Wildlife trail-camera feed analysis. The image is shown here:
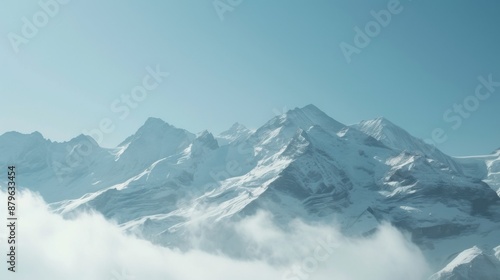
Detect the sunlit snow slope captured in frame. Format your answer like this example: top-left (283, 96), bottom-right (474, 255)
top-left (0, 104), bottom-right (499, 278)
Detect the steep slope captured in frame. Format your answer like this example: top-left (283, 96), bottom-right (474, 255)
top-left (3, 105), bottom-right (499, 278)
top-left (0, 118), bottom-right (197, 202)
top-left (48, 106), bottom-right (500, 273)
top-left (429, 246), bottom-right (500, 280)
top-left (353, 118), bottom-right (464, 176)
top-left (455, 150), bottom-right (500, 196)
top-left (0, 132), bottom-right (115, 202)
top-left (114, 117), bottom-right (195, 172)
top-left (216, 122), bottom-right (253, 146)
top-left (53, 128), bottom-right (221, 223)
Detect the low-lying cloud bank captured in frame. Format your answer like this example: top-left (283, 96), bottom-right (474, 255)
top-left (0, 190), bottom-right (431, 280)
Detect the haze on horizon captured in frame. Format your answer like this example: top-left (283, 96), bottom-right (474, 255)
top-left (1, 0), bottom-right (499, 156)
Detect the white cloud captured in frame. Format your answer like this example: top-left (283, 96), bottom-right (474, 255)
top-left (0, 190), bottom-right (431, 280)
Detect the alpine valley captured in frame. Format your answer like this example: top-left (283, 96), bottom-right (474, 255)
top-left (1, 105), bottom-right (499, 279)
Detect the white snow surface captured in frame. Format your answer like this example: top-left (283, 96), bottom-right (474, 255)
top-left (430, 246), bottom-right (500, 280)
top-left (1, 104), bottom-right (499, 278)
top-left (455, 150), bottom-right (500, 195)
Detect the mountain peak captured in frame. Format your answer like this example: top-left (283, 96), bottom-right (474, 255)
top-left (354, 117), bottom-right (465, 174)
top-left (217, 122), bottom-right (253, 145)
top-left (282, 104), bottom-right (345, 133)
top-left (355, 117), bottom-right (407, 142)
top-left (0, 131), bottom-right (47, 147)
top-left (224, 122), bottom-right (248, 133)
top-left (194, 130), bottom-right (218, 150)
top-left (69, 134), bottom-right (99, 146)
top-left (430, 246), bottom-right (500, 280)
top-left (0, 130), bottom-right (44, 139)
top-left (287, 104), bottom-right (325, 117)
top-left (118, 117), bottom-right (194, 149)
top-left (300, 104), bottom-right (323, 113)
top-left (142, 117), bottom-right (170, 129)
top-left (234, 122), bottom-right (248, 130)
top-left (360, 117), bottom-right (399, 131)
top-left (30, 131), bottom-right (44, 139)
top-left (129, 117), bottom-right (180, 139)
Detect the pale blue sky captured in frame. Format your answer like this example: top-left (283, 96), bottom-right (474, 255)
top-left (1, 0), bottom-right (499, 156)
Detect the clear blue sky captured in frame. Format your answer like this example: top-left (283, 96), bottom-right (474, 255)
top-left (1, 0), bottom-right (499, 156)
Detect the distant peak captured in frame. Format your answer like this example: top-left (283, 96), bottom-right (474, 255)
top-left (143, 117), bottom-right (169, 127)
top-left (197, 130), bottom-right (212, 138)
top-left (287, 104), bottom-right (324, 116)
top-left (219, 122), bottom-right (251, 137)
top-left (117, 117), bottom-right (194, 147)
top-left (30, 131), bottom-right (44, 138)
top-left (221, 122), bottom-right (249, 134)
top-left (353, 117), bottom-right (413, 146)
top-left (70, 134), bottom-right (99, 146)
top-left (356, 117), bottom-right (404, 135)
top-left (366, 117), bottom-right (396, 127)
top-left (373, 116), bottom-right (387, 122)
top-left (301, 104), bottom-right (323, 113)
top-left (217, 122), bottom-right (253, 146)
top-left (135, 117), bottom-right (177, 135)
top-left (229, 122), bottom-right (247, 130)
top-left (194, 130), bottom-right (218, 150)
top-left (271, 104), bottom-right (345, 133)
top-left (0, 130), bottom-right (45, 142)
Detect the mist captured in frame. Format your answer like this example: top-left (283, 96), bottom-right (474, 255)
top-left (0, 190), bottom-right (431, 280)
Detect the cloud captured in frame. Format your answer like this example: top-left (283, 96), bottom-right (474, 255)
top-left (0, 190), bottom-right (431, 280)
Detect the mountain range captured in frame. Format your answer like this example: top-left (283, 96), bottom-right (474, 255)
top-left (1, 104), bottom-right (499, 279)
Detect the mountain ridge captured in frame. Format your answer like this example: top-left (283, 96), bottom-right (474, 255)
top-left (1, 105), bottom-right (499, 279)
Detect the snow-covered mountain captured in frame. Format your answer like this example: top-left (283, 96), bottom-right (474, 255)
top-left (430, 246), bottom-right (500, 280)
top-left (1, 104), bottom-right (499, 278)
top-left (215, 122), bottom-right (254, 146)
top-left (0, 131), bottom-right (115, 201)
top-left (353, 117), bottom-right (465, 176)
top-left (455, 150), bottom-right (500, 197)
